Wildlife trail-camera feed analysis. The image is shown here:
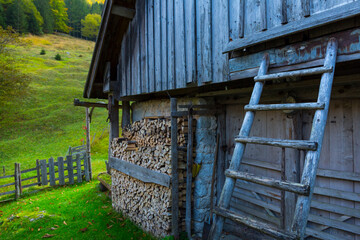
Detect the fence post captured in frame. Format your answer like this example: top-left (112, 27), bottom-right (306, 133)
top-left (67, 155), bottom-right (74, 184)
top-left (85, 107), bottom-right (92, 180)
top-left (14, 163), bottom-right (21, 200)
top-left (40, 160), bottom-right (48, 186)
top-left (76, 154), bottom-right (82, 183)
top-left (58, 157), bottom-right (65, 185)
top-left (36, 159), bottom-right (41, 186)
top-left (48, 158), bottom-right (56, 186)
top-left (84, 153), bottom-right (90, 182)
top-left (2, 166), bottom-right (5, 176)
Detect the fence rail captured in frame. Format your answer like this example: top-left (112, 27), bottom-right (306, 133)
top-left (0, 152), bottom-right (90, 201)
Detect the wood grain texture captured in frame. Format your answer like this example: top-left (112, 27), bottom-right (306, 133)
top-left (58, 157), bottom-right (65, 185)
top-left (40, 160), bottom-right (48, 186)
top-left (48, 157), bottom-right (55, 186)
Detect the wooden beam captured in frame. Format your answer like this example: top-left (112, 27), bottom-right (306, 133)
top-left (109, 157), bottom-right (171, 187)
top-left (224, 1), bottom-right (360, 53)
top-left (111, 5), bottom-right (135, 19)
top-left (74, 99), bottom-right (122, 109)
top-left (121, 101), bottom-right (131, 129)
top-left (171, 98), bottom-right (179, 239)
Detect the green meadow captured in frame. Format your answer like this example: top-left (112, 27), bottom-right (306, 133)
top-left (0, 34), bottom-right (158, 239)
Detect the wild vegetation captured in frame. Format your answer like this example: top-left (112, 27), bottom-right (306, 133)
top-left (0, 0), bottom-right (104, 40)
top-left (0, 33), bottom-right (163, 239)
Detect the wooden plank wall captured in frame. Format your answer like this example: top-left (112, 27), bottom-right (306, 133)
top-left (117, 0), bottom-right (230, 98)
top-left (115, 0), bottom-right (359, 98)
top-left (225, 99), bottom-right (360, 239)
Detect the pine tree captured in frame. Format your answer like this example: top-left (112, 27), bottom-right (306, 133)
top-left (34, 0), bottom-right (54, 33)
top-left (0, 5), bottom-right (5, 28)
top-left (90, 2), bottom-right (103, 15)
top-left (65, 0), bottom-right (90, 38)
top-left (5, 0), bottom-right (28, 33)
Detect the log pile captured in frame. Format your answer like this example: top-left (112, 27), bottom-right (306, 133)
top-left (111, 117), bottom-right (195, 237)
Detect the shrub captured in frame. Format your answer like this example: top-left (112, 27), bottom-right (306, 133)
top-left (55, 54), bottom-right (61, 61)
top-left (40, 49), bottom-right (46, 55)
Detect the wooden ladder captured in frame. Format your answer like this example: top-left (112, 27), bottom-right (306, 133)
top-left (209, 38), bottom-right (338, 240)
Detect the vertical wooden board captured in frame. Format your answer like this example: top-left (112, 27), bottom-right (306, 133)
top-left (244, 0), bottom-right (261, 36)
top-left (136, 0), bottom-right (142, 95)
top-left (154, 0), bottom-right (162, 91)
top-left (141, 0), bottom-right (148, 93)
top-left (84, 153), bottom-right (90, 182)
top-left (130, 20), bottom-right (137, 96)
top-left (212, 0), bottom-right (229, 83)
top-left (40, 159), bottom-right (48, 186)
top-left (76, 154), bottom-right (82, 183)
top-left (161, 0), bottom-right (168, 90)
top-left (174, 0), bottom-right (186, 88)
top-left (48, 157), bottom-right (56, 186)
top-left (198, 0), bottom-right (212, 84)
top-left (266, 0), bottom-right (282, 29)
top-left (184, 0), bottom-right (196, 84)
top-left (329, 100), bottom-right (354, 238)
top-left (147, 0), bottom-right (155, 92)
top-left (167, 0), bottom-right (175, 89)
top-left (120, 34), bottom-right (127, 97)
top-left (353, 99), bottom-right (360, 240)
top-left (67, 155), bottom-right (74, 185)
top-left (228, 0), bottom-right (240, 40)
top-left (58, 157), bottom-right (65, 186)
top-left (125, 31), bottom-right (131, 96)
top-left (286, 0), bottom-right (303, 23)
top-left (195, 0), bottom-right (202, 87)
top-left (260, 0), bottom-right (267, 31)
top-left (36, 159), bottom-right (41, 186)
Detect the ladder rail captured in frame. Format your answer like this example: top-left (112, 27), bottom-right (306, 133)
top-left (208, 54), bottom-right (270, 239)
top-left (291, 38), bottom-right (338, 239)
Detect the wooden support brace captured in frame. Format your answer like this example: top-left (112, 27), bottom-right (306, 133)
top-left (171, 98), bottom-right (179, 239)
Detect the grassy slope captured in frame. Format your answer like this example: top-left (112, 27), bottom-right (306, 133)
top-left (0, 34), bottom-right (158, 239)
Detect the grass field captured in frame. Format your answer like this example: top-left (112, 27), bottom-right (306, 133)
top-left (0, 34), bottom-right (160, 239)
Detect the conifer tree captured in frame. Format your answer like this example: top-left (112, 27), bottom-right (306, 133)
top-left (34, 0), bottom-right (54, 33)
top-left (5, 0), bottom-right (27, 33)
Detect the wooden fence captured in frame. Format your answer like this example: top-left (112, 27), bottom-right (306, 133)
top-left (0, 153), bottom-right (90, 201)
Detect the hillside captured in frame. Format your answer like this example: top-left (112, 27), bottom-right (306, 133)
top-left (0, 34), bottom-right (109, 172)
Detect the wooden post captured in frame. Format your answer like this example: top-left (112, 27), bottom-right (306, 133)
top-left (67, 155), bottom-right (74, 185)
top-left (84, 153), bottom-right (90, 182)
top-left (85, 107), bottom-right (92, 180)
top-left (76, 154), bottom-right (82, 183)
top-left (40, 160), bottom-right (48, 186)
top-left (108, 94), bottom-right (119, 165)
top-left (58, 157), bottom-right (65, 186)
top-left (2, 166), bottom-right (5, 176)
top-left (216, 111), bottom-right (226, 205)
top-left (171, 98), bottom-right (179, 239)
top-left (14, 163), bottom-right (21, 200)
top-left (36, 159), bottom-right (41, 186)
top-left (185, 108), bottom-right (194, 239)
top-left (121, 101), bottom-right (131, 130)
top-left (48, 157), bottom-right (56, 186)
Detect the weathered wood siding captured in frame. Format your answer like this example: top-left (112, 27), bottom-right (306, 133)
top-left (116, 0), bottom-right (360, 98)
top-left (117, 0), bottom-right (229, 98)
top-left (225, 99), bottom-right (360, 239)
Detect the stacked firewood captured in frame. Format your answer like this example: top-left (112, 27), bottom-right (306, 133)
top-left (111, 117), bottom-right (195, 237)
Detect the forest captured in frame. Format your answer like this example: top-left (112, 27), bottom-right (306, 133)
top-left (0, 0), bottom-right (104, 40)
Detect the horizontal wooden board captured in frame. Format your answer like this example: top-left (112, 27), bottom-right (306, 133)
top-left (109, 157), bottom-right (171, 187)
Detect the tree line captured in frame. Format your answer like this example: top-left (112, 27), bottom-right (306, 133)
top-left (0, 0), bottom-right (104, 40)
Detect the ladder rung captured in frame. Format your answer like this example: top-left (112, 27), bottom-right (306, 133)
top-left (214, 206), bottom-right (297, 240)
top-left (245, 102), bottom-right (325, 111)
top-left (225, 170), bottom-right (310, 195)
top-left (254, 66), bottom-right (333, 82)
top-left (235, 136), bottom-right (317, 150)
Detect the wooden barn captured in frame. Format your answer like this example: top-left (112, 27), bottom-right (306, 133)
top-left (83, 0), bottom-right (360, 239)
